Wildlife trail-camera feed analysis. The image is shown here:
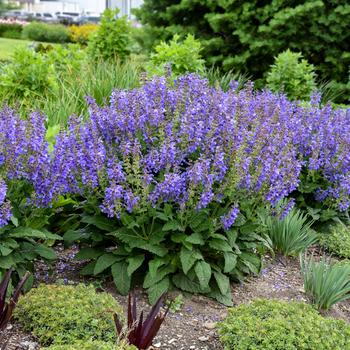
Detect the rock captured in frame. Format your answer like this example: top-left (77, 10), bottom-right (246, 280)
top-left (198, 336), bottom-right (209, 342)
top-left (168, 338), bottom-right (176, 344)
top-left (190, 346), bottom-right (196, 349)
top-left (20, 341), bottom-right (39, 350)
top-left (154, 342), bottom-right (162, 348)
top-left (204, 321), bottom-right (216, 330)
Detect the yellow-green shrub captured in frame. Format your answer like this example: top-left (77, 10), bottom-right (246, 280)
top-left (14, 284), bottom-right (122, 346)
top-left (69, 24), bottom-right (99, 45)
top-left (218, 299), bottom-right (350, 349)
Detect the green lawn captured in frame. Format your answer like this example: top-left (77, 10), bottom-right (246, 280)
top-left (0, 38), bottom-right (33, 60)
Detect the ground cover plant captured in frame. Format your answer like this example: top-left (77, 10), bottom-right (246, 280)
top-left (218, 299), bottom-right (350, 349)
top-left (320, 223), bottom-right (350, 258)
top-left (14, 284), bottom-right (122, 346)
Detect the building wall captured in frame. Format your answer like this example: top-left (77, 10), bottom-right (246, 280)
top-left (14, 0), bottom-right (80, 12)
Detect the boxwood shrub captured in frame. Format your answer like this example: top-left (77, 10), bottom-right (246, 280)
top-left (14, 284), bottom-right (122, 346)
top-left (320, 223), bottom-right (350, 258)
top-left (22, 22), bottom-right (70, 43)
top-left (218, 299), bottom-right (350, 349)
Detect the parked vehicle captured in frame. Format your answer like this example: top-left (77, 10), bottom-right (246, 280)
top-left (28, 12), bottom-right (58, 23)
top-left (2, 10), bottom-right (30, 20)
top-left (74, 15), bottom-right (101, 25)
top-left (55, 11), bottom-right (80, 25)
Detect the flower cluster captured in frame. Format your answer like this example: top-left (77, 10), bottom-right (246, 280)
top-left (0, 75), bottom-right (350, 228)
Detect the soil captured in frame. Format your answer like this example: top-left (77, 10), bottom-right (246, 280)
top-left (2, 245), bottom-right (350, 350)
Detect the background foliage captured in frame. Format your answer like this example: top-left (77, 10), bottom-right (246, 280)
top-left (135, 0), bottom-right (350, 101)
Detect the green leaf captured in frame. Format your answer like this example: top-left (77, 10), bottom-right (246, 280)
top-left (172, 273), bottom-right (203, 293)
top-left (80, 261), bottom-right (96, 275)
top-left (144, 264), bottom-right (176, 289)
top-left (81, 215), bottom-right (116, 232)
top-left (213, 271), bottom-right (230, 295)
top-left (0, 255), bottom-right (15, 269)
top-left (0, 244), bottom-right (13, 256)
top-left (75, 247), bottom-right (104, 260)
top-left (162, 220), bottom-right (182, 231)
top-left (9, 227), bottom-right (48, 239)
top-left (147, 276), bottom-right (170, 305)
top-left (185, 232), bottom-right (205, 245)
top-left (63, 229), bottom-right (88, 243)
top-left (208, 287), bottom-right (233, 306)
top-left (180, 247), bottom-right (202, 274)
top-left (111, 261), bottom-right (131, 295)
top-left (94, 253), bottom-right (120, 275)
top-left (209, 238), bottom-right (232, 252)
top-left (127, 254), bottom-right (144, 276)
top-left (10, 216), bottom-right (19, 227)
top-left (223, 252), bottom-right (237, 273)
top-left (34, 245), bottom-right (57, 260)
top-left (149, 257), bottom-right (167, 278)
top-left (194, 260), bottom-right (211, 290)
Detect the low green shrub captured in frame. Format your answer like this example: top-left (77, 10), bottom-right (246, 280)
top-left (22, 22), bottom-right (70, 43)
top-left (147, 34), bottom-right (205, 78)
top-left (14, 284), bottom-right (122, 346)
top-left (0, 23), bottom-right (22, 39)
top-left (218, 299), bottom-right (350, 349)
top-left (0, 47), bottom-right (57, 105)
top-left (267, 49), bottom-right (317, 101)
top-left (88, 9), bottom-right (131, 60)
top-left (320, 223), bottom-right (350, 258)
top-left (300, 255), bottom-right (350, 310)
top-left (265, 207), bottom-right (317, 256)
top-left (44, 341), bottom-right (135, 350)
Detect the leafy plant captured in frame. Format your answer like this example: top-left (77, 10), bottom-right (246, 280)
top-left (74, 198), bottom-right (269, 306)
top-left (265, 207), bottom-right (317, 256)
top-left (147, 34), bottom-right (205, 78)
top-left (301, 255), bottom-right (350, 310)
top-left (0, 268), bottom-right (30, 331)
top-left (88, 9), bottom-right (132, 61)
top-left (14, 284), bottom-right (123, 345)
top-left (0, 47), bottom-right (58, 106)
top-left (218, 299), bottom-right (350, 349)
top-left (114, 293), bottom-right (170, 350)
top-left (319, 223), bottom-right (350, 258)
top-left (22, 21), bottom-right (70, 43)
top-left (267, 49), bottom-right (317, 100)
top-left (0, 23), bottom-right (22, 39)
top-left (69, 24), bottom-right (99, 45)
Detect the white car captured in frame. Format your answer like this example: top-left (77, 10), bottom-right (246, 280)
top-left (30, 12), bottom-right (58, 23)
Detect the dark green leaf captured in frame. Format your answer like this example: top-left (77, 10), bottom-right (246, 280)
top-left (111, 261), bottom-right (131, 295)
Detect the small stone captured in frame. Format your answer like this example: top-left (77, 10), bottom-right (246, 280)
top-left (168, 338), bottom-right (176, 344)
top-left (204, 321), bottom-right (216, 330)
top-left (154, 342), bottom-right (162, 348)
top-left (190, 346), bottom-right (196, 349)
top-left (198, 336), bottom-right (209, 342)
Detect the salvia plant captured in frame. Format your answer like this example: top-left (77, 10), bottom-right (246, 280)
top-left (114, 293), bottom-right (170, 349)
top-left (300, 255), bottom-right (350, 310)
top-left (0, 268), bottom-right (30, 331)
top-left (1, 75), bottom-right (350, 303)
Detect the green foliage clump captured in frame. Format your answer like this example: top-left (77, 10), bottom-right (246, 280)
top-left (0, 23), bottom-right (22, 39)
top-left (300, 255), bottom-right (350, 310)
top-left (72, 198), bottom-right (269, 307)
top-left (147, 34), bottom-right (205, 78)
top-left (218, 299), bottom-right (350, 349)
top-left (135, 0), bottom-right (350, 102)
top-left (44, 340), bottom-right (135, 350)
top-left (267, 50), bottom-right (317, 100)
top-left (88, 9), bottom-right (131, 61)
top-left (0, 47), bottom-right (57, 106)
top-left (320, 223), bottom-right (350, 258)
top-left (265, 207), bottom-right (317, 256)
top-left (14, 284), bottom-right (122, 346)
top-left (22, 22), bottom-right (70, 43)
